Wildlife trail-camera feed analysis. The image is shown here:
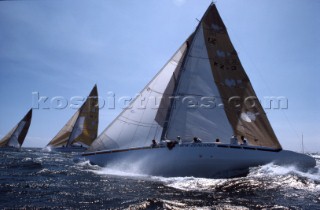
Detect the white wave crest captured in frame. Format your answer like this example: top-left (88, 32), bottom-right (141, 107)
top-left (248, 163), bottom-right (320, 192)
top-left (22, 157), bottom-right (32, 162)
top-left (89, 166), bottom-right (226, 192)
top-left (76, 160), bottom-right (104, 171)
top-left (41, 147), bottom-right (51, 152)
top-left (250, 163), bottom-right (320, 181)
top-left (155, 176), bottom-right (226, 191)
top-left (85, 156), bottom-right (153, 178)
top-left (91, 167), bottom-right (148, 178)
top-left (311, 154), bottom-right (320, 160)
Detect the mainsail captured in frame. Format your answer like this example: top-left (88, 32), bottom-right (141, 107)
top-left (89, 3), bottom-right (282, 151)
top-left (200, 5), bottom-right (281, 148)
top-left (47, 85), bottom-right (99, 148)
top-left (0, 109), bottom-right (32, 148)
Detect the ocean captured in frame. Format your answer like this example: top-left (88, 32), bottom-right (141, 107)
top-left (0, 148), bottom-right (319, 209)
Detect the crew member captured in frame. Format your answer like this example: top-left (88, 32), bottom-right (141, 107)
top-left (230, 135), bottom-right (238, 145)
top-left (193, 137), bottom-right (202, 143)
top-left (241, 136), bottom-right (248, 145)
top-left (151, 139), bottom-right (157, 148)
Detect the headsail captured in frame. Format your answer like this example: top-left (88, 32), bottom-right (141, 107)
top-left (89, 41), bottom-right (189, 151)
top-left (0, 109), bottom-right (32, 148)
top-left (89, 3), bottom-right (282, 151)
top-left (47, 85), bottom-right (99, 148)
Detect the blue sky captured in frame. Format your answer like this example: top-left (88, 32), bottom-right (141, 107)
top-left (0, 0), bottom-right (319, 152)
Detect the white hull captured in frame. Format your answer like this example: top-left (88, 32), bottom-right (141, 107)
top-left (83, 143), bottom-right (316, 178)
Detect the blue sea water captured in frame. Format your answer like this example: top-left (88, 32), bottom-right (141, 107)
top-left (0, 148), bottom-right (319, 209)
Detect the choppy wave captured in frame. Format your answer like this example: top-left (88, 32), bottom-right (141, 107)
top-left (75, 160), bottom-right (102, 171)
top-left (162, 162), bottom-right (319, 192)
top-left (126, 198), bottom-right (202, 210)
top-left (1, 149), bottom-right (319, 209)
top-left (126, 198), bottom-right (270, 210)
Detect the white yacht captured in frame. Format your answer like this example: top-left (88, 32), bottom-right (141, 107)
top-left (82, 4), bottom-right (316, 178)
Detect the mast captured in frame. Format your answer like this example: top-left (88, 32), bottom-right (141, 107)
top-left (160, 34), bottom-right (194, 140)
top-left (161, 4), bottom-right (217, 141)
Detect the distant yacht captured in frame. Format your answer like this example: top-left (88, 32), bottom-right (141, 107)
top-left (0, 109), bottom-right (32, 150)
top-left (46, 85), bottom-right (99, 152)
top-left (83, 4), bottom-right (316, 178)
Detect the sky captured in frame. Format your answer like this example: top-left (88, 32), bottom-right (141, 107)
top-left (0, 0), bottom-right (319, 152)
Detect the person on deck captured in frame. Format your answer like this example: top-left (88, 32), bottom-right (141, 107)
top-left (230, 135), bottom-right (238, 145)
top-left (241, 136), bottom-right (248, 145)
top-left (215, 138), bottom-right (221, 143)
top-left (193, 137), bottom-right (202, 143)
top-left (151, 139), bottom-right (157, 148)
top-left (177, 136), bottom-right (182, 144)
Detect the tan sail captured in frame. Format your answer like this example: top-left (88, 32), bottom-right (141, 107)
top-left (0, 127), bottom-right (18, 147)
top-left (201, 4), bottom-right (281, 149)
top-left (69, 85), bottom-right (99, 146)
top-left (0, 109), bottom-right (32, 148)
top-left (47, 85), bottom-right (99, 148)
top-left (46, 110), bottom-right (80, 147)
